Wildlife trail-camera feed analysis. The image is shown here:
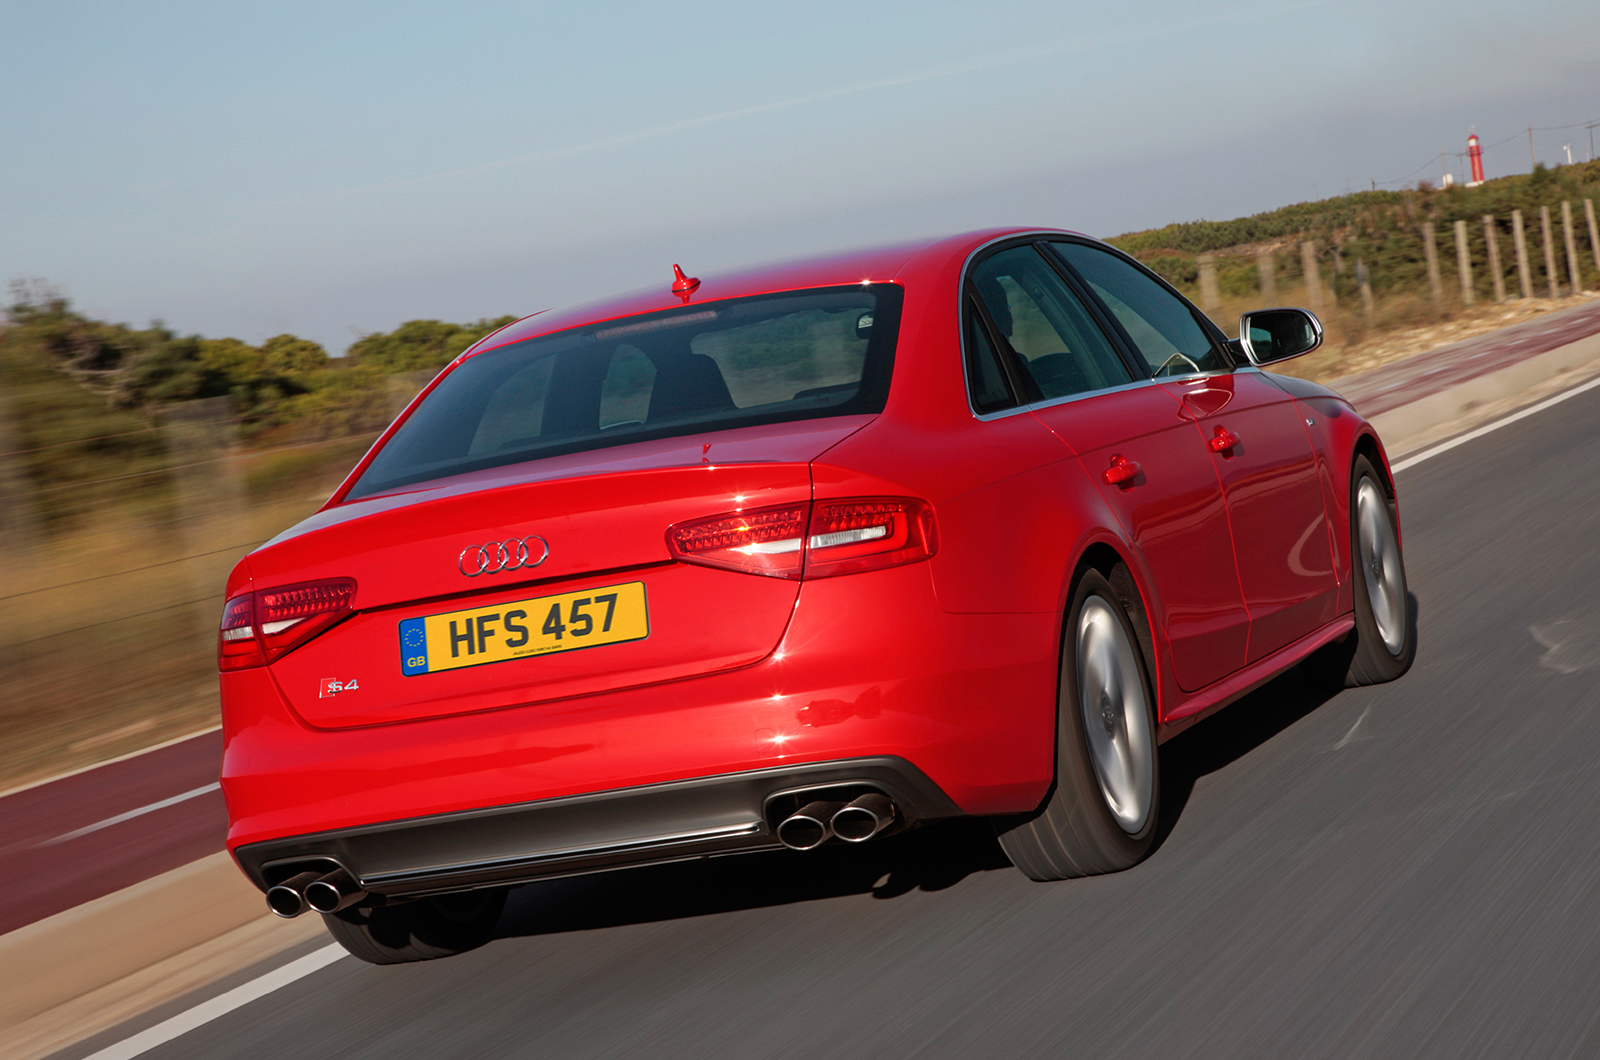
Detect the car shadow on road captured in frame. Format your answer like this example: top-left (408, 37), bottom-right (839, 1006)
top-left (1150, 590), bottom-right (1420, 855)
top-left (496, 594), bottom-right (1420, 941)
top-left (494, 815), bottom-right (1016, 940)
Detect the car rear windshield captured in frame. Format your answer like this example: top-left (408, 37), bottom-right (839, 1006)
top-left (346, 284), bottom-right (902, 499)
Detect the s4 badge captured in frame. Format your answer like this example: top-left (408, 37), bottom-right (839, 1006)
top-left (319, 678), bottom-right (359, 697)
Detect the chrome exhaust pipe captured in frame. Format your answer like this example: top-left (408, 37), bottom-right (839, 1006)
top-left (830, 793), bottom-right (897, 842)
top-left (265, 871), bottom-right (323, 919)
top-left (303, 868), bottom-right (368, 914)
top-left (776, 800), bottom-right (845, 850)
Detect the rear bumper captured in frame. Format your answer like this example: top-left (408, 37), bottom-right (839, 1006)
top-left (233, 756), bottom-right (960, 896)
top-left (222, 565), bottom-right (1061, 865)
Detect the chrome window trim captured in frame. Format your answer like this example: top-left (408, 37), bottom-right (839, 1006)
top-left (971, 367), bottom-right (1258, 423)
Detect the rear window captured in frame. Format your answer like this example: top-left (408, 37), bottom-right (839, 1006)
top-left (347, 284), bottom-right (902, 499)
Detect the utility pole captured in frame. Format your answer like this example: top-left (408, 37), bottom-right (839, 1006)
top-left (1441, 149), bottom-right (1449, 186)
top-left (1529, 124), bottom-right (1537, 170)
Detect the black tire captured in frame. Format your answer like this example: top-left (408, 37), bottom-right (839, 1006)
top-left (1306, 454), bottom-right (1415, 688)
top-left (996, 566), bottom-right (1161, 881)
top-left (322, 888), bottom-right (507, 965)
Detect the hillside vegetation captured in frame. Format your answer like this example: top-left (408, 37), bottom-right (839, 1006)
top-left (1109, 160), bottom-right (1600, 305)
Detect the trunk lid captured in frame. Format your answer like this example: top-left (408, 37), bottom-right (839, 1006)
top-left (250, 418), bottom-right (867, 728)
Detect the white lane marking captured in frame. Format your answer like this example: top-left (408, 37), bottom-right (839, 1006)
top-left (1331, 706), bottom-right (1372, 750)
top-left (0, 725), bottom-right (221, 802)
top-left (1390, 373), bottom-right (1600, 472)
top-left (38, 782), bottom-right (221, 847)
top-left (80, 944), bottom-right (346, 1060)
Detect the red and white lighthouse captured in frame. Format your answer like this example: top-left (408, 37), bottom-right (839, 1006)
top-left (1467, 132), bottom-right (1485, 187)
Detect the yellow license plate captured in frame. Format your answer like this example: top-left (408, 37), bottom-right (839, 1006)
top-left (399, 581), bottom-right (648, 675)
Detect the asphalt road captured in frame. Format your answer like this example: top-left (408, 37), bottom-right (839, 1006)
top-left (53, 369), bottom-right (1600, 1060)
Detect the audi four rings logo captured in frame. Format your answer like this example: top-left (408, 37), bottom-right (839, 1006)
top-left (458, 536), bottom-right (550, 576)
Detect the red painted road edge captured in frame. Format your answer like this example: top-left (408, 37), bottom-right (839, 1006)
top-left (0, 731), bottom-right (225, 935)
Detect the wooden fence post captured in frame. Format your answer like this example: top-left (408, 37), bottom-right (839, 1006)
top-left (1540, 205), bottom-right (1560, 298)
top-left (1197, 253), bottom-right (1220, 313)
top-left (1484, 215), bottom-right (1506, 303)
top-left (1422, 223), bottom-right (1443, 307)
top-left (1300, 241), bottom-right (1324, 315)
top-left (1256, 248), bottom-right (1277, 302)
top-left (162, 397), bottom-right (243, 634)
top-left (1512, 209), bottom-right (1534, 299)
top-left (1356, 259), bottom-right (1375, 321)
top-left (1587, 199), bottom-right (1600, 273)
top-left (1563, 201), bottom-right (1583, 293)
top-left (0, 377), bottom-right (42, 555)
top-left (1454, 219), bottom-right (1474, 306)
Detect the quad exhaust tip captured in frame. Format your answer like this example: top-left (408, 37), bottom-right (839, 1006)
top-left (776, 800), bottom-right (843, 850)
top-left (265, 871), bottom-right (323, 918)
top-left (266, 867), bottom-right (368, 918)
top-left (831, 792), bottom-right (896, 842)
top-left (775, 793), bottom-right (898, 850)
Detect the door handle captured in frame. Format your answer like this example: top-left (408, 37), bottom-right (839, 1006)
top-left (1207, 426), bottom-right (1240, 453)
top-left (1103, 454), bottom-right (1141, 485)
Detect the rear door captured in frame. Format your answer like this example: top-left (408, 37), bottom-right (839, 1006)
top-left (965, 243), bottom-right (1249, 691)
top-left (1047, 239), bottom-right (1339, 662)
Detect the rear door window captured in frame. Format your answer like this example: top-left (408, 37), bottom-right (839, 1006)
top-left (350, 285), bottom-right (901, 499)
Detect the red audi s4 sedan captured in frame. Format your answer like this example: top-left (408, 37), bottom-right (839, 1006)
top-left (219, 228), bottom-right (1413, 963)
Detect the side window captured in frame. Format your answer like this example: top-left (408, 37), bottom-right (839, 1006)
top-left (1048, 241), bottom-right (1227, 376)
top-left (968, 245), bottom-right (1134, 402)
top-left (965, 295), bottom-right (1015, 413)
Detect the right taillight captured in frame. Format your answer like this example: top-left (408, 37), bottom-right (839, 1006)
top-left (803, 498), bottom-right (936, 578)
top-left (666, 497), bottom-right (935, 580)
top-left (218, 578), bottom-right (357, 671)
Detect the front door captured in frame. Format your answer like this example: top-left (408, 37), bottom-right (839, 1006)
top-left (964, 243), bottom-right (1250, 692)
top-left (1047, 238), bottom-right (1338, 663)
top-left (1161, 372), bottom-right (1339, 660)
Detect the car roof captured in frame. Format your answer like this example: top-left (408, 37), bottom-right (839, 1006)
top-left (466, 226), bottom-right (1088, 357)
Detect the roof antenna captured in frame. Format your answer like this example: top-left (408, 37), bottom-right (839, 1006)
top-left (671, 264), bottom-right (700, 299)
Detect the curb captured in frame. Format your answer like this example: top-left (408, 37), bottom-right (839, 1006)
top-left (1334, 330), bottom-right (1600, 456)
top-left (0, 853), bottom-right (321, 1060)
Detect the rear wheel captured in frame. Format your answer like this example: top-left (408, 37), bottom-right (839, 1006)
top-left (997, 566), bottom-right (1160, 881)
top-left (322, 888), bottom-right (507, 965)
top-left (1306, 454), bottom-right (1414, 688)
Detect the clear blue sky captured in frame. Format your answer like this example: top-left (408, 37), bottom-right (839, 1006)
top-left (3, 0), bottom-right (1598, 352)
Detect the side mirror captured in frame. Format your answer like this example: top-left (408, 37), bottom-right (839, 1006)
top-left (1236, 308), bottom-right (1323, 366)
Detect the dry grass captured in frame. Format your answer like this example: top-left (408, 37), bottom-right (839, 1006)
top-left (0, 438), bottom-right (371, 791)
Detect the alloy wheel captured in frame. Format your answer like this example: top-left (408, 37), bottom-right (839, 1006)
top-left (1077, 597), bottom-right (1155, 834)
top-left (1356, 478), bottom-right (1406, 655)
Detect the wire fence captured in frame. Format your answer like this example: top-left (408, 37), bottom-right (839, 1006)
top-left (0, 542), bottom-right (264, 601)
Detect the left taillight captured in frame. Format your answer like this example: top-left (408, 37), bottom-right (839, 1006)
top-left (218, 578), bottom-right (357, 671)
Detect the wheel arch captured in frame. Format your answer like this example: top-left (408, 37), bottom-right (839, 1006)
top-left (1061, 539), bottom-right (1166, 726)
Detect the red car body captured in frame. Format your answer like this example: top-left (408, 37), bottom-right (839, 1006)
top-left (220, 228), bottom-right (1395, 904)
